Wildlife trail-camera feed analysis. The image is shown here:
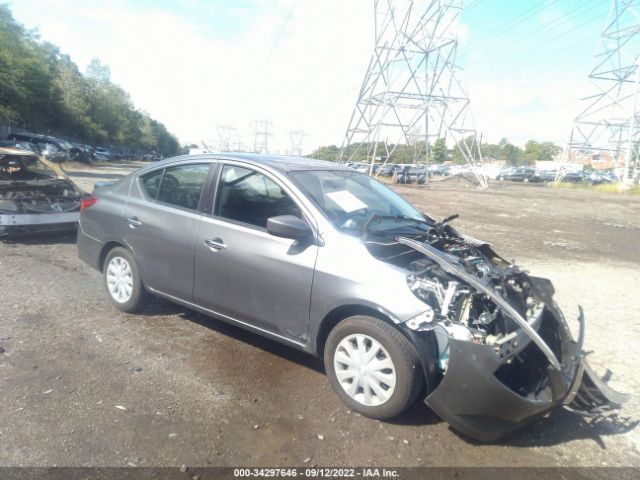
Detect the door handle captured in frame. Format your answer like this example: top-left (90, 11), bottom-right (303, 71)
top-left (127, 216), bottom-right (142, 228)
top-left (204, 238), bottom-right (226, 251)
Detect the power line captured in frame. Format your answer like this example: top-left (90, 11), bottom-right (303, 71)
top-left (458, 0), bottom-right (560, 56)
top-left (464, 0), bottom-right (485, 13)
top-left (260, 2), bottom-right (296, 71)
top-left (465, 0), bottom-right (607, 80)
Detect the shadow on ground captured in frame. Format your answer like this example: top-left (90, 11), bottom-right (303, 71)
top-left (139, 298), bottom-right (638, 449)
top-left (496, 408), bottom-right (639, 449)
top-left (141, 299), bottom-right (325, 375)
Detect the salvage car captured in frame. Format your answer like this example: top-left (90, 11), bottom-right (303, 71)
top-left (0, 147), bottom-right (83, 236)
top-left (396, 165), bottom-right (428, 184)
top-left (77, 153), bottom-right (627, 442)
top-left (6, 132), bottom-right (92, 164)
top-left (497, 166), bottom-right (539, 182)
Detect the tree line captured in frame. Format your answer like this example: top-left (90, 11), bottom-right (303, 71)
top-left (0, 4), bottom-right (179, 156)
top-left (311, 137), bottom-right (561, 166)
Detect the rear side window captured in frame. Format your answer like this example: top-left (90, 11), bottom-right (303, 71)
top-left (214, 165), bottom-right (302, 228)
top-left (156, 164), bottom-right (210, 211)
top-left (140, 169), bottom-right (163, 199)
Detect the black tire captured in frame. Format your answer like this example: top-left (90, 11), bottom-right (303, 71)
top-left (103, 246), bottom-right (150, 313)
top-left (324, 315), bottom-right (423, 420)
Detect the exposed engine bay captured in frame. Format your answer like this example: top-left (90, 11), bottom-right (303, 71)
top-left (364, 214), bottom-right (628, 442)
top-left (0, 147), bottom-right (83, 236)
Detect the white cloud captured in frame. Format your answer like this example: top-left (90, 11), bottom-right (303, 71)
top-left (10, 0), bottom-right (372, 153)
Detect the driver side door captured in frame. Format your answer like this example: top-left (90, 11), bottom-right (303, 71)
top-left (193, 164), bottom-right (319, 343)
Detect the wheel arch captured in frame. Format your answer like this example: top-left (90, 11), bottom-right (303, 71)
top-left (315, 304), bottom-right (398, 358)
top-left (98, 241), bottom-right (128, 272)
top-left (316, 304), bottom-right (440, 397)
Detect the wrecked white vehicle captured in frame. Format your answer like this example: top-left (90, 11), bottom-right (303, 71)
top-left (0, 147), bottom-right (83, 237)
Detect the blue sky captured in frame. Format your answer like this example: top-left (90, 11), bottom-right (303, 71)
top-left (8, 0), bottom-right (613, 151)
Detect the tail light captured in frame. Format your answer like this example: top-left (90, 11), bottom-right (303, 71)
top-left (80, 196), bottom-right (98, 213)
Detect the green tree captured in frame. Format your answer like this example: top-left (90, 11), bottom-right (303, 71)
top-left (452, 135), bottom-right (480, 164)
top-left (0, 4), bottom-right (179, 156)
top-left (523, 139), bottom-right (561, 164)
top-left (538, 141), bottom-right (562, 160)
top-left (502, 142), bottom-right (525, 166)
top-left (310, 144), bottom-right (340, 161)
top-left (431, 138), bottom-right (447, 163)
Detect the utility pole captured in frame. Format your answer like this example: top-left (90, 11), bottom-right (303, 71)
top-left (252, 119), bottom-right (273, 154)
top-left (564, 0), bottom-right (640, 185)
top-left (339, 0), bottom-right (486, 187)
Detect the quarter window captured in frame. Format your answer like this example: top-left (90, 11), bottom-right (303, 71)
top-left (140, 169), bottom-right (164, 199)
top-left (156, 164), bottom-right (210, 210)
top-left (215, 165), bottom-right (302, 228)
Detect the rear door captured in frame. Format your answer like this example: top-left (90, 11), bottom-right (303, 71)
top-left (123, 162), bottom-right (214, 301)
top-left (193, 163), bottom-right (318, 342)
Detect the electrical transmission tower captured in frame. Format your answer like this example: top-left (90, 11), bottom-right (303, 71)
top-left (340, 0), bottom-right (486, 186)
top-left (288, 130), bottom-right (308, 156)
top-left (565, 0), bottom-right (640, 184)
top-left (252, 119), bottom-right (273, 154)
top-left (216, 124), bottom-right (236, 152)
top-left (234, 134), bottom-right (247, 152)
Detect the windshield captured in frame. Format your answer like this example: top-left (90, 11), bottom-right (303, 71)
top-left (290, 170), bottom-right (426, 233)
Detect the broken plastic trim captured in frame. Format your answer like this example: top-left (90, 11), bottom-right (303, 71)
top-left (396, 236), bottom-right (562, 371)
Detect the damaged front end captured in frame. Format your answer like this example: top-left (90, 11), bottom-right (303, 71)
top-left (0, 147), bottom-right (83, 236)
top-left (365, 219), bottom-right (628, 442)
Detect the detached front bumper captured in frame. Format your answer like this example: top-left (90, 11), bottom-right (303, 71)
top-left (413, 309), bottom-right (627, 443)
top-left (425, 337), bottom-right (577, 442)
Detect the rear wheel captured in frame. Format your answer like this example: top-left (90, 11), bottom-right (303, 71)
top-left (324, 316), bottom-right (423, 419)
top-left (103, 247), bottom-right (150, 313)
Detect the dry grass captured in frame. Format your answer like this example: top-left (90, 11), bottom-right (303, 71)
top-left (551, 181), bottom-right (640, 195)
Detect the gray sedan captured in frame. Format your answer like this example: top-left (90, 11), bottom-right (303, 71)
top-left (77, 153), bottom-right (625, 442)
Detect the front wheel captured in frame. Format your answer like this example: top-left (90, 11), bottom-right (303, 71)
top-left (103, 247), bottom-right (150, 313)
top-left (324, 316), bottom-right (423, 419)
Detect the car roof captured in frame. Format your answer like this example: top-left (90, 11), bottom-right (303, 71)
top-left (154, 152), bottom-right (351, 173)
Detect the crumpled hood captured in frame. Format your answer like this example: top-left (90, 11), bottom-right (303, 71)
top-left (364, 215), bottom-right (628, 442)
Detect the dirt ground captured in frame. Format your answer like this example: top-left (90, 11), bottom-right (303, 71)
top-left (0, 163), bottom-right (638, 469)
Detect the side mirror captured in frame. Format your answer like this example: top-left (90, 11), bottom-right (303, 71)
top-left (267, 215), bottom-right (311, 240)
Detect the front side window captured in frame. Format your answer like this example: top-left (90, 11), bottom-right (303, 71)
top-left (155, 164), bottom-right (209, 210)
top-left (215, 165), bottom-right (302, 228)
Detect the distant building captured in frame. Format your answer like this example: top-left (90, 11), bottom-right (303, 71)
top-left (561, 150), bottom-right (623, 170)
